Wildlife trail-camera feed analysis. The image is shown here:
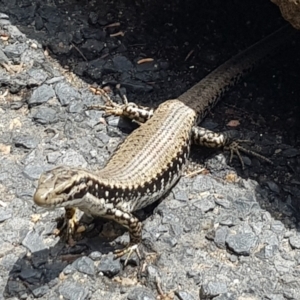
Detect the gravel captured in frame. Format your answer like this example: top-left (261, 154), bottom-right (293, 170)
top-left (1, 0), bottom-right (300, 299)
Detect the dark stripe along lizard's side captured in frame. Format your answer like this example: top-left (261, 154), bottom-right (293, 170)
top-left (34, 25), bottom-right (298, 257)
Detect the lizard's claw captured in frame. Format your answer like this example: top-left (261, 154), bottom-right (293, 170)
top-left (114, 243), bottom-right (141, 265)
top-left (225, 140), bottom-right (273, 169)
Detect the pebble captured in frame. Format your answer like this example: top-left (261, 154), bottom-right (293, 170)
top-left (98, 255), bottom-right (121, 278)
top-left (28, 84), bottom-right (56, 106)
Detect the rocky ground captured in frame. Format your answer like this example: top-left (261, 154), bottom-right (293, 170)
top-left (1, 0), bottom-right (300, 299)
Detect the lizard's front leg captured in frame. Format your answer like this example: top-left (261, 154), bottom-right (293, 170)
top-left (54, 207), bottom-right (79, 245)
top-left (104, 207), bottom-right (142, 263)
top-left (89, 87), bottom-right (155, 124)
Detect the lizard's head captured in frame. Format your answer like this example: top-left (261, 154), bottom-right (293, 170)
top-left (33, 166), bottom-right (89, 208)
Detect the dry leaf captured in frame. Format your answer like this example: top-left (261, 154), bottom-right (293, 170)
top-left (226, 120), bottom-right (240, 127)
top-left (0, 144), bottom-right (11, 155)
top-left (31, 214), bottom-right (41, 223)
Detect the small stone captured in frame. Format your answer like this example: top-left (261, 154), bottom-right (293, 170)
top-left (173, 189), bottom-right (189, 201)
top-left (214, 293), bottom-right (237, 300)
top-left (282, 148), bottom-right (300, 158)
top-left (68, 100), bottom-right (84, 113)
top-left (23, 165), bottom-right (44, 180)
top-left (58, 281), bottom-right (89, 300)
top-left (175, 290), bottom-right (196, 300)
top-left (31, 285), bottom-right (49, 298)
top-left (55, 82), bottom-right (80, 106)
top-left (95, 133), bottom-right (110, 145)
top-left (0, 13), bottom-right (9, 19)
top-left (214, 198), bottom-right (232, 209)
top-left (127, 287), bottom-right (156, 300)
top-left (63, 265), bottom-right (76, 275)
top-left (217, 214), bottom-right (238, 227)
top-left (271, 220), bottom-right (285, 234)
top-left (72, 256), bottom-right (95, 276)
top-left (98, 254), bottom-right (121, 278)
top-left (88, 12), bottom-right (99, 25)
top-left (226, 231), bottom-right (257, 255)
top-left (46, 76), bottom-right (65, 84)
top-left (200, 281), bottom-right (228, 298)
top-left (47, 152), bottom-right (61, 163)
top-left (289, 235), bottom-right (300, 249)
top-left (27, 68), bottom-right (48, 85)
top-left (19, 267), bottom-right (43, 283)
top-left (266, 181), bottom-right (280, 194)
top-left (191, 197), bottom-right (215, 213)
top-left (28, 84), bottom-right (55, 106)
top-left (112, 55), bottom-right (133, 72)
top-left (4, 43), bottom-right (28, 58)
top-left (22, 230), bottom-right (47, 252)
top-left (214, 226), bottom-right (229, 249)
top-left (56, 149), bottom-right (87, 167)
top-left (13, 134), bottom-right (39, 149)
top-left (33, 107), bottom-right (58, 124)
top-left (89, 251), bottom-right (102, 261)
top-left (0, 48), bottom-right (9, 63)
top-left (0, 208), bottom-right (13, 222)
top-left (80, 39), bottom-right (104, 60)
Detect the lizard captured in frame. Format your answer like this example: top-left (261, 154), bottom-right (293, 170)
top-left (33, 24), bottom-right (297, 259)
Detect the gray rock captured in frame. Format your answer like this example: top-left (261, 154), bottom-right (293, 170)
top-left (46, 151), bottom-right (61, 163)
top-left (72, 256), bottom-right (95, 276)
top-left (214, 293), bottom-right (237, 300)
top-left (22, 165), bottom-right (44, 180)
top-left (27, 68), bottom-right (48, 85)
top-left (13, 134), bottom-right (39, 149)
top-left (55, 82), bottom-right (80, 106)
top-left (0, 48), bottom-right (9, 63)
top-left (266, 181), bottom-right (280, 194)
top-left (173, 189), bottom-right (189, 201)
top-left (0, 208), bottom-right (13, 222)
top-left (175, 290), bottom-right (196, 300)
top-left (19, 267), bottom-right (43, 283)
top-left (22, 230), bottom-right (47, 252)
top-left (191, 197), bottom-right (215, 213)
top-left (127, 287), bottom-right (156, 300)
top-left (89, 251), bottom-right (102, 261)
top-left (58, 281), bottom-right (89, 300)
top-left (56, 149), bottom-right (87, 167)
top-left (32, 107), bottom-right (58, 124)
top-left (0, 13), bottom-right (9, 19)
top-left (68, 100), bottom-right (84, 113)
top-left (214, 226), bottom-right (229, 249)
top-left (46, 76), bottom-right (65, 84)
top-left (113, 55), bottom-right (133, 72)
top-left (217, 214), bottom-right (238, 227)
top-left (98, 255), bottom-right (121, 278)
top-left (95, 132), bottom-right (110, 144)
top-left (3, 43), bottom-right (28, 58)
top-left (289, 235), bottom-right (300, 249)
top-left (282, 148), bottom-right (300, 158)
top-left (200, 281), bottom-right (228, 299)
top-left (28, 84), bottom-right (56, 105)
top-left (226, 229), bottom-right (257, 255)
top-left (31, 285), bottom-right (49, 298)
top-left (215, 198), bottom-right (232, 209)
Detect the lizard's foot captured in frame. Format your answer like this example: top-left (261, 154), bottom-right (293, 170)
top-left (89, 86), bottom-right (154, 122)
top-left (55, 207), bottom-right (88, 246)
top-left (114, 243), bottom-right (141, 265)
top-left (88, 87), bottom-right (127, 115)
top-left (225, 140), bottom-right (273, 169)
